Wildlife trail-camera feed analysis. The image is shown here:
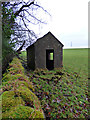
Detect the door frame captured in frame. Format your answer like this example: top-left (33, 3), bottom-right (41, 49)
top-left (46, 49), bottom-right (54, 70)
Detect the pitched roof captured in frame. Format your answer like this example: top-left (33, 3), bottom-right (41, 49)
top-left (26, 31), bottom-right (64, 50)
top-left (46, 32), bottom-right (64, 46)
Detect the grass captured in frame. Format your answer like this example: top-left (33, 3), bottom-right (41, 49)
top-left (26, 69), bottom-right (88, 118)
top-left (63, 48), bottom-right (88, 73)
top-left (24, 48), bottom-right (88, 118)
top-left (1, 49), bottom-right (88, 119)
top-left (63, 48), bottom-right (88, 90)
top-left (19, 51), bottom-right (27, 61)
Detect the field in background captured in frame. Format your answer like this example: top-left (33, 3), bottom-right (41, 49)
top-left (20, 48), bottom-right (88, 73)
top-left (63, 48), bottom-right (88, 77)
top-left (20, 51), bottom-right (27, 61)
top-left (20, 48), bottom-right (88, 80)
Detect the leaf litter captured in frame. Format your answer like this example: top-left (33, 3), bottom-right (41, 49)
top-left (27, 69), bottom-right (88, 118)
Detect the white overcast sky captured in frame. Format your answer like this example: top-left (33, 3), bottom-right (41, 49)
top-left (30, 0), bottom-right (88, 48)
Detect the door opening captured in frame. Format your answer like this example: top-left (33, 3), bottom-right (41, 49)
top-left (46, 49), bottom-right (54, 70)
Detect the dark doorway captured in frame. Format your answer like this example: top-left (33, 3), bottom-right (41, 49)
top-left (46, 49), bottom-right (54, 70)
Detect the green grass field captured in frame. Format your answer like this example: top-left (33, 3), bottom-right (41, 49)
top-left (19, 51), bottom-right (27, 61)
top-left (63, 48), bottom-right (88, 71)
top-left (20, 48), bottom-right (88, 118)
top-left (63, 48), bottom-right (88, 79)
top-left (20, 48), bottom-right (88, 74)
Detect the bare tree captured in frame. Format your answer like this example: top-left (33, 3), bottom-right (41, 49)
top-left (7, 0), bottom-right (50, 52)
top-left (2, 0), bottom-right (50, 72)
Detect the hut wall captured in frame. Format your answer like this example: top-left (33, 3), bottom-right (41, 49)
top-left (34, 33), bottom-right (63, 69)
top-left (27, 45), bottom-right (35, 70)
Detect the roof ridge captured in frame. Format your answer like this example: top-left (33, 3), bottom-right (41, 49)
top-left (26, 31), bottom-right (64, 50)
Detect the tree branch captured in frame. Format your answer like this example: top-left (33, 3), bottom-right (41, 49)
top-left (14, 1), bottom-right (34, 17)
top-left (23, 9), bottom-right (46, 24)
top-left (21, 16), bottom-right (37, 38)
top-left (16, 40), bottom-right (25, 54)
top-left (33, 3), bottom-right (51, 16)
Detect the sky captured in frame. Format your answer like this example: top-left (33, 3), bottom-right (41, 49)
top-left (30, 0), bottom-right (89, 48)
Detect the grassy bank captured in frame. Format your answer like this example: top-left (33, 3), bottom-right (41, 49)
top-left (1, 57), bottom-right (45, 119)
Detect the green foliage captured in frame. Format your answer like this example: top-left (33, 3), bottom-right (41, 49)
top-left (2, 3), bottom-right (16, 71)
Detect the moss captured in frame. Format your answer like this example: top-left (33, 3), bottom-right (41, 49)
top-left (2, 81), bottom-right (11, 86)
top-left (2, 74), bottom-right (13, 82)
top-left (34, 68), bottom-right (48, 75)
top-left (2, 73), bottom-right (27, 82)
top-left (2, 91), bottom-right (25, 112)
top-left (17, 86), bottom-right (40, 109)
top-left (2, 73), bottom-right (27, 83)
top-left (8, 57), bottom-right (24, 74)
top-left (18, 81), bottom-right (34, 92)
top-left (2, 86), bottom-right (44, 118)
top-left (0, 85), bottom-right (2, 89)
top-left (0, 94), bottom-right (2, 105)
top-left (2, 105), bottom-right (44, 118)
top-left (2, 80), bottom-right (34, 92)
top-left (2, 80), bottom-right (17, 91)
top-left (2, 73), bottom-right (34, 92)
top-left (2, 57), bottom-right (44, 119)
top-left (9, 57), bottom-right (23, 68)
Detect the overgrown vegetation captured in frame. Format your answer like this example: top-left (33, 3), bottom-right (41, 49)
top-left (1, 57), bottom-right (45, 119)
top-left (24, 48), bottom-right (88, 118)
top-left (2, 2), bottom-right (16, 71)
top-left (26, 68), bottom-right (88, 118)
top-left (1, 48), bottom-right (88, 119)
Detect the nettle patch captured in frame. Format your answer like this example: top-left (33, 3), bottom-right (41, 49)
top-left (1, 57), bottom-right (45, 119)
top-left (27, 69), bottom-right (88, 119)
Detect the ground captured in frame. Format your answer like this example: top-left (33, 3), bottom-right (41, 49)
top-left (22, 48), bottom-right (88, 118)
top-left (1, 48), bottom-right (88, 119)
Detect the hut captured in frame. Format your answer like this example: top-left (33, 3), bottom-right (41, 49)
top-left (26, 32), bottom-right (64, 70)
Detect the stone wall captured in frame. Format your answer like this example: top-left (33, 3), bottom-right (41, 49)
top-left (1, 57), bottom-right (45, 119)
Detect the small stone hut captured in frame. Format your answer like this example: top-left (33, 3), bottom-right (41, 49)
top-left (26, 32), bottom-right (64, 70)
